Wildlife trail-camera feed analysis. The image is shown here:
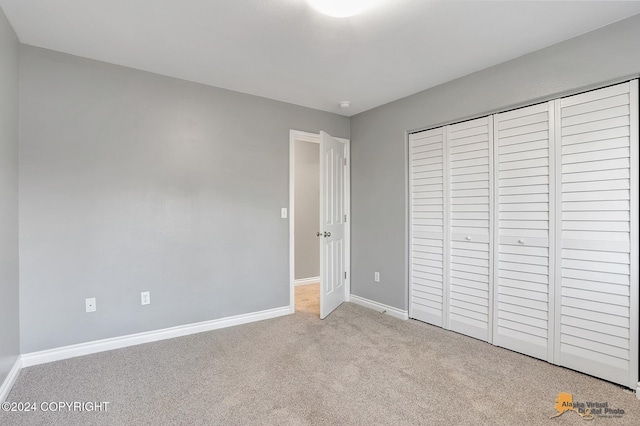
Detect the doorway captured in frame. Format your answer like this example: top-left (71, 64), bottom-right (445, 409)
top-left (289, 130), bottom-right (350, 319)
top-left (294, 138), bottom-right (320, 315)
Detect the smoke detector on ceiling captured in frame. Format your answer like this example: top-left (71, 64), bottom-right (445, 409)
top-left (339, 101), bottom-right (351, 109)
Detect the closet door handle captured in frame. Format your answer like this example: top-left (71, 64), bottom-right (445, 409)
top-left (316, 232), bottom-right (322, 237)
top-left (324, 232), bottom-right (331, 237)
top-left (465, 236), bottom-right (472, 241)
top-left (518, 239), bottom-right (525, 245)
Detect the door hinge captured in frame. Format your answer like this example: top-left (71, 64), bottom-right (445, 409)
top-left (344, 158), bottom-right (347, 166)
top-left (344, 214), bottom-right (347, 222)
top-left (344, 271), bottom-right (347, 279)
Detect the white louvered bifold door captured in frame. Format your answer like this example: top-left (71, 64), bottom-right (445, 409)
top-left (555, 80), bottom-right (639, 388)
top-left (493, 102), bottom-right (554, 361)
top-left (410, 128), bottom-right (446, 327)
top-left (447, 117), bottom-right (493, 342)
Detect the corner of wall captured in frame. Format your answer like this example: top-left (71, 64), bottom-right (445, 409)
top-left (0, 2), bottom-right (21, 401)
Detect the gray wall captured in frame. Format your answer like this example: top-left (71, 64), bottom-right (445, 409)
top-left (0, 8), bottom-right (20, 384)
top-left (19, 46), bottom-right (349, 353)
top-left (294, 141), bottom-right (320, 280)
top-left (350, 14), bottom-right (640, 311)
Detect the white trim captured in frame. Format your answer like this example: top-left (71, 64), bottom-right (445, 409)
top-left (551, 98), bottom-right (562, 366)
top-left (350, 295), bottom-right (409, 320)
top-left (628, 79), bottom-right (639, 390)
top-left (636, 382), bottom-right (640, 400)
top-left (491, 114), bottom-right (500, 348)
top-left (288, 132), bottom-right (298, 311)
top-left (549, 99), bottom-right (558, 365)
top-left (407, 131), bottom-right (414, 321)
top-left (487, 117), bottom-right (495, 344)
top-left (21, 306), bottom-right (292, 368)
top-left (294, 276), bottom-right (320, 286)
top-left (339, 135), bottom-right (351, 302)
top-left (442, 125), bottom-right (450, 330)
top-left (404, 130), bottom-right (410, 317)
top-left (290, 130), bottom-right (320, 145)
top-left (0, 357), bottom-right (22, 403)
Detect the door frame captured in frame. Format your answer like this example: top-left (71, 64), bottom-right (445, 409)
top-left (289, 130), bottom-right (351, 312)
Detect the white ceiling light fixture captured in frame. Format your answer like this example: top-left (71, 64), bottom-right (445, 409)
top-left (307, 0), bottom-right (384, 18)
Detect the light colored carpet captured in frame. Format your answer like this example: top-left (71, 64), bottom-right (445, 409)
top-left (1, 302), bottom-right (639, 425)
top-left (295, 283), bottom-right (319, 316)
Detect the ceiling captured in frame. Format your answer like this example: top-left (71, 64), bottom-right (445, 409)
top-left (2, 0), bottom-right (640, 116)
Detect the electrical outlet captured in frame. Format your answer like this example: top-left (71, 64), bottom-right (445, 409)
top-left (85, 297), bottom-right (96, 312)
top-left (281, 207), bottom-right (288, 219)
top-left (141, 291), bottom-right (150, 305)
top-left (374, 272), bottom-right (380, 283)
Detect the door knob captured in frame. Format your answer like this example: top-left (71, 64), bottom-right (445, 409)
top-left (324, 231), bottom-right (331, 237)
top-left (518, 239), bottom-right (525, 244)
top-left (316, 232), bottom-right (322, 237)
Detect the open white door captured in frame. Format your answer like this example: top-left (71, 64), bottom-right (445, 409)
top-left (319, 131), bottom-right (347, 319)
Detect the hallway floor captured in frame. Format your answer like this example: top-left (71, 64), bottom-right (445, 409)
top-left (295, 283), bottom-right (319, 316)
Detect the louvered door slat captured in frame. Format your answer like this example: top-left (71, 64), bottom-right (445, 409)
top-left (494, 102), bottom-right (553, 361)
top-left (556, 80), bottom-right (638, 388)
top-left (410, 128), bottom-right (445, 326)
top-left (447, 117), bottom-right (492, 342)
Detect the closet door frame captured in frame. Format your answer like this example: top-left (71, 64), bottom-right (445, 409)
top-left (630, 81), bottom-right (639, 392)
top-left (631, 81), bottom-right (639, 392)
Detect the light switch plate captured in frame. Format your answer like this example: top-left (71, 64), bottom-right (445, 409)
top-left (281, 208), bottom-right (287, 219)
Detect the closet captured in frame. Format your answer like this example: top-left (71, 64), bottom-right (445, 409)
top-left (409, 80), bottom-right (638, 389)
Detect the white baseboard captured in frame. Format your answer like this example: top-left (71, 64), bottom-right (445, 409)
top-left (637, 382), bottom-right (640, 400)
top-left (0, 357), bottom-right (22, 403)
top-left (349, 295), bottom-right (409, 320)
top-left (294, 276), bottom-right (320, 286)
top-left (21, 305), bottom-right (293, 368)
